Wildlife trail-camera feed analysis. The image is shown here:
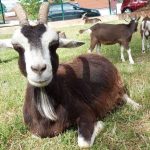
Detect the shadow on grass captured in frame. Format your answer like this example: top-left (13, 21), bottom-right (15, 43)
top-left (0, 56), bottom-right (18, 63)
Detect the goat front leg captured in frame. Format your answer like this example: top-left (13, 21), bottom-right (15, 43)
top-left (127, 48), bottom-right (134, 64)
top-left (146, 37), bottom-right (150, 50)
top-left (122, 94), bottom-right (142, 110)
top-left (120, 46), bottom-right (125, 62)
top-left (96, 44), bottom-right (101, 54)
top-left (142, 33), bottom-right (145, 53)
top-left (88, 37), bottom-right (97, 53)
top-left (77, 116), bottom-right (104, 148)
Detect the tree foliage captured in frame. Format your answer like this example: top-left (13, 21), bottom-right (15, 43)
top-left (19, 0), bottom-right (42, 19)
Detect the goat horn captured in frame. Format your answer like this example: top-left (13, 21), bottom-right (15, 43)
top-left (38, 2), bottom-right (49, 24)
top-left (13, 3), bottom-right (29, 26)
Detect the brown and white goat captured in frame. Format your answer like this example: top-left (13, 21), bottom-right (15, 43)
top-left (10, 3), bottom-right (141, 148)
top-left (82, 13), bottom-right (101, 24)
top-left (140, 16), bottom-right (150, 53)
top-left (79, 17), bottom-right (140, 64)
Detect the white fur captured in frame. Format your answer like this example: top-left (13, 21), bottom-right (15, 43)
top-left (88, 49), bottom-right (92, 53)
top-left (31, 134), bottom-right (40, 139)
top-left (127, 48), bottom-right (134, 64)
top-left (78, 121), bottom-right (104, 148)
top-left (120, 46), bottom-right (125, 62)
top-left (90, 121), bottom-right (104, 146)
top-left (36, 88), bottom-right (57, 120)
top-left (96, 44), bottom-right (100, 53)
top-left (123, 94), bottom-right (142, 110)
top-left (142, 32), bottom-right (145, 53)
top-left (145, 21), bottom-right (150, 31)
top-left (82, 29), bottom-right (92, 34)
top-left (78, 136), bottom-right (90, 148)
top-left (141, 20), bottom-right (150, 52)
top-left (147, 39), bottom-right (150, 49)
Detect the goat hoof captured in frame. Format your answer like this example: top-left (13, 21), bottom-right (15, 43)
top-left (130, 62), bottom-right (134, 65)
top-left (132, 103), bottom-right (142, 110)
top-left (78, 136), bottom-right (91, 149)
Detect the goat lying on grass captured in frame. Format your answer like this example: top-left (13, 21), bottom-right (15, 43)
top-left (140, 16), bottom-right (150, 53)
top-left (5, 2), bottom-right (141, 149)
top-left (79, 17), bottom-right (140, 64)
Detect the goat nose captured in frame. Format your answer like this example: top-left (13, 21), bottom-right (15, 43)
top-left (31, 64), bottom-right (47, 74)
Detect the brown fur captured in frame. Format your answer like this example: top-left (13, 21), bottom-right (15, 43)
top-left (22, 54), bottom-right (125, 138)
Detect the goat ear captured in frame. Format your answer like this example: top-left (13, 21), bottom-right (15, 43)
top-left (59, 38), bottom-right (84, 48)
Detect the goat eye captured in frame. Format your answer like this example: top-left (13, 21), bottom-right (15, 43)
top-left (13, 44), bottom-right (24, 53)
top-left (49, 40), bottom-right (59, 51)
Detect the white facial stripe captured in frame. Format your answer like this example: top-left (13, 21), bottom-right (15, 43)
top-left (41, 25), bottom-right (58, 47)
top-left (142, 32), bottom-right (145, 52)
top-left (90, 121), bottom-right (104, 146)
top-left (11, 25), bottom-right (59, 87)
top-left (24, 47), bottom-right (53, 87)
top-left (40, 25), bottom-right (58, 64)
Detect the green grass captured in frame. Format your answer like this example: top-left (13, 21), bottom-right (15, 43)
top-left (0, 23), bottom-right (150, 150)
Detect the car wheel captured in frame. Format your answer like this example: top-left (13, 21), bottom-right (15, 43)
top-left (122, 8), bottom-right (132, 13)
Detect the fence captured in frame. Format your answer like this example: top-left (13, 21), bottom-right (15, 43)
top-left (0, 0), bottom-right (5, 24)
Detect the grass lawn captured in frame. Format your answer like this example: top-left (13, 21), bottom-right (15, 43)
top-left (0, 22), bottom-right (150, 150)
